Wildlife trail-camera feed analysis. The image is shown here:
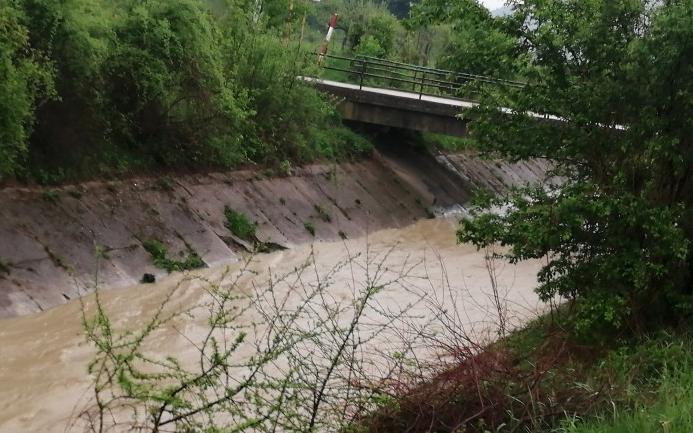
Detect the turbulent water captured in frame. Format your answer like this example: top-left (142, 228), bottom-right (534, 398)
top-left (0, 219), bottom-right (543, 433)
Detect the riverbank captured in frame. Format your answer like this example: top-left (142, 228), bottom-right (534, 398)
top-left (0, 149), bottom-right (549, 318)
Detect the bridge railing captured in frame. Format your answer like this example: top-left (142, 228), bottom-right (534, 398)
top-left (316, 53), bottom-right (525, 100)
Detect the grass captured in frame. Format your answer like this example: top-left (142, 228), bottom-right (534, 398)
top-left (142, 239), bottom-right (206, 273)
top-left (155, 176), bottom-right (175, 191)
top-left (422, 133), bottom-right (478, 152)
top-left (41, 190), bottom-right (60, 203)
top-left (558, 333), bottom-right (693, 433)
top-left (358, 310), bottom-right (693, 433)
top-left (561, 381), bottom-right (693, 433)
top-left (304, 222), bottom-right (316, 236)
top-left (224, 207), bottom-right (256, 241)
top-left (314, 204), bottom-right (332, 223)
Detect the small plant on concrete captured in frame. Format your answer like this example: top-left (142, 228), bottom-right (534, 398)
top-left (304, 221), bottom-right (316, 236)
top-left (0, 260), bottom-right (10, 275)
top-left (224, 206), bottom-right (256, 241)
top-left (156, 176), bottom-right (175, 191)
top-left (279, 159), bottom-right (294, 177)
top-left (41, 190), bottom-right (60, 203)
top-left (314, 204), bottom-right (332, 223)
top-left (142, 240), bottom-right (205, 273)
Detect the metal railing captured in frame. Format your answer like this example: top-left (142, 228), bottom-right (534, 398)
top-left (317, 53), bottom-right (525, 100)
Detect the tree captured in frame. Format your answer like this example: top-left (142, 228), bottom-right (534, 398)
top-left (0, 1), bottom-right (54, 180)
top-left (457, 0), bottom-right (693, 334)
top-left (102, 0), bottom-right (248, 167)
top-left (411, 0), bottom-right (522, 77)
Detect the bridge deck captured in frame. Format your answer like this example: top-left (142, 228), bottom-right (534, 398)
top-left (302, 77), bottom-right (479, 110)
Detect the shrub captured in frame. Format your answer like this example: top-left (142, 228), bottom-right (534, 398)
top-left (224, 207), bottom-right (256, 240)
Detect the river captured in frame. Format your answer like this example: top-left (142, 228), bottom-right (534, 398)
top-left (0, 218), bottom-right (543, 433)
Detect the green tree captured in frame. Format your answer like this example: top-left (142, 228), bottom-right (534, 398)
top-left (458, 0), bottom-right (693, 334)
top-left (19, 0), bottom-right (112, 176)
top-left (411, 0), bottom-right (522, 77)
top-left (103, 0), bottom-right (248, 167)
top-left (0, 1), bottom-right (54, 180)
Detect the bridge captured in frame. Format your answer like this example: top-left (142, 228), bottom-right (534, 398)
top-left (303, 55), bottom-right (525, 136)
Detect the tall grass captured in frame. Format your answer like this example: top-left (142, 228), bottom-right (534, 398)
top-left (561, 373), bottom-right (693, 433)
top-left (559, 333), bottom-right (693, 433)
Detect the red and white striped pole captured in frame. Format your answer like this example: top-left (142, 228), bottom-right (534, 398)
top-left (318, 13), bottom-right (338, 63)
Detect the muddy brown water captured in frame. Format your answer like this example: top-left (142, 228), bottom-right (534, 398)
top-left (0, 218), bottom-right (543, 433)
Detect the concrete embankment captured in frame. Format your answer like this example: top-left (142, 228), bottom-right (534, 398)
top-left (0, 149), bottom-right (549, 318)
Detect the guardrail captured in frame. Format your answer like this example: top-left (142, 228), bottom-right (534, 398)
top-left (317, 53), bottom-right (525, 100)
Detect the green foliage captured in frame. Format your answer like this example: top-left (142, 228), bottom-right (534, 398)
top-left (411, 0), bottom-right (522, 77)
top-left (0, 1), bottom-right (55, 180)
top-left (0, 260), bottom-right (10, 275)
top-left (422, 133), bottom-right (476, 152)
top-left (41, 190), bottom-right (60, 203)
top-left (560, 333), bottom-right (693, 433)
top-left (142, 239), bottom-right (206, 273)
top-left (223, 207), bottom-right (256, 240)
top-left (314, 204), bottom-right (332, 222)
top-left (0, 0), bottom-right (373, 183)
top-left (102, 0), bottom-right (247, 167)
top-left (304, 221), bottom-right (316, 236)
top-left (455, 0), bottom-right (693, 335)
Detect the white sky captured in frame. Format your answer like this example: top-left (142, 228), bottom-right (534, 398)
top-left (479, 0), bottom-right (507, 10)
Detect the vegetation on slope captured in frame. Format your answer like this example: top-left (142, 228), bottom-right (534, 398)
top-left (0, 0), bottom-right (468, 184)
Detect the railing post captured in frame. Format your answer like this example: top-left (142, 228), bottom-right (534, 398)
top-left (419, 70), bottom-right (426, 100)
top-left (359, 59), bottom-right (366, 90)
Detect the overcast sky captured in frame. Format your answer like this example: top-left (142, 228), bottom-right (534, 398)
top-left (479, 0), bottom-right (507, 10)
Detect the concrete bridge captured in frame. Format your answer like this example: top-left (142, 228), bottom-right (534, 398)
top-left (303, 55), bottom-right (525, 137)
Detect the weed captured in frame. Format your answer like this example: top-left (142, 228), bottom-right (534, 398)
top-left (156, 176), bottom-right (175, 191)
top-left (95, 245), bottom-right (110, 259)
top-left (304, 222), bottom-right (316, 236)
top-left (224, 207), bottom-right (256, 240)
top-left (279, 198), bottom-right (286, 206)
top-left (142, 239), bottom-right (206, 273)
top-left (41, 190), bottom-right (60, 203)
top-left (279, 160), bottom-right (294, 177)
top-left (338, 231), bottom-right (348, 240)
top-left (314, 205), bottom-right (332, 223)
top-left (0, 260), bottom-right (10, 275)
